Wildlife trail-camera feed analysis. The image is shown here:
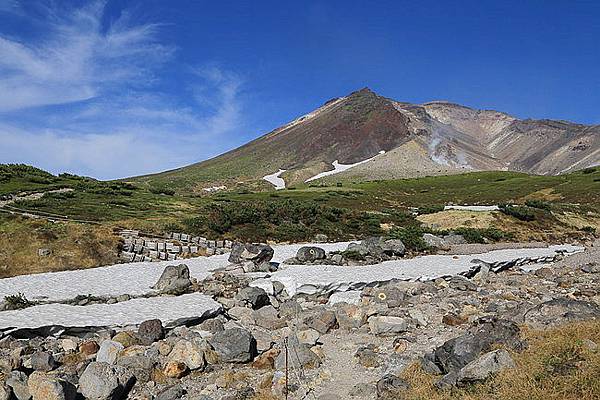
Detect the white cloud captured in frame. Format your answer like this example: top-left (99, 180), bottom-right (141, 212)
top-left (0, 2), bottom-right (248, 179)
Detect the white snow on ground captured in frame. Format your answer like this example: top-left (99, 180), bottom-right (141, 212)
top-left (203, 186), bottom-right (227, 192)
top-left (262, 169), bottom-right (287, 190)
top-left (0, 293), bottom-right (221, 330)
top-left (305, 151), bottom-right (386, 183)
top-left (444, 205), bottom-right (500, 212)
top-left (254, 245), bottom-right (583, 297)
top-left (0, 242), bottom-right (351, 302)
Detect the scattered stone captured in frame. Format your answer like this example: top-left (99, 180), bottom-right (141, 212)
top-left (0, 384), bottom-right (10, 400)
top-left (355, 345), bottom-right (381, 368)
top-left (376, 374), bottom-right (409, 399)
top-left (252, 348), bottom-right (279, 370)
top-left (581, 262), bottom-right (600, 273)
top-left (37, 248), bottom-right (51, 257)
top-left (6, 371), bottom-right (30, 400)
top-left (152, 264), bottom-right (191, 294)
top-left (137, 319), bottom-right (165, 345)
top-left (210, 328), bottom-right (257, 363)
top-left (80, 340), bottom-right (100, 356)
top-left (236, 286), bottom-right (270, 310)
top-left (168, 339), bottom-right (208, 370)
top-left (368, 316), bottom-right (409, 336)
top-left (163, 361), bottom-right (188, 379)
top-left (278, 299), bottom-right (303, 319)
top-left (274, 334), bottom-right (321, 370)
top-left (296, 246), bottom-right (326, 262)
top-left (422, 234), bottom-right (448, 250)
top-left (442, 313), bottom-right (467, 326)
top-left (96, 340), bottom-right (124, 365)
top-left (456, 349), bottom-right (516, 385)
top-left (523, 298), bottom-right (600, 327)
top-left (334, 303), bottom-right (366, 329)
top-left (112, 331), bottom-right (139, 348)
top-left (252, 305), bottom-right (286, 330)
top-left (448, 276), bottom-right (478, 291)
top-left (78, 362), bottom-right (132, 400)
top-left (30, 351), bottom-right (57, 372)
top-left (297, 329), bottom-right (320, 346)
top-left (27, 372), bottom-right (74, 400)
top-left (228, 243), bottom-right (274, 266)
top-left (155, 385), bottom-right (186, 400)
top-left (305, 310), bottom-right (337, 334)
top-left (349, 383), bottom-right (376, 397)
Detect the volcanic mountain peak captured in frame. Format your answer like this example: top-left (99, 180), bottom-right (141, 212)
top-left (134, 88), bottom-right (600, 192)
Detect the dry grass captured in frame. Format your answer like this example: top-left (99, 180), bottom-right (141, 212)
top-left (0, 215), bottom-right (119, 278)
top-left (399, 321), bottom-right (600, 400)
top-left (417, 210), bottom-right (499, 230)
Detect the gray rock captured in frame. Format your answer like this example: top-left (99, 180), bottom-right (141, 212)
top-left (349, 383), bottom-right (376, 397)
top-left (152, 264), bottom-right (191, 294)
top-left (422, 233), bottom-right (448, 250)
top-left (581, 262), bottom-right (600, 273)
top-left (0, 383), bottom-right (10, 400)
top-left (368, 316), bottom-right (409, 336)
top-left (376, 374), bottom-right (409, 399)
top-left (334, 303), bottom-right (366, 330)
top-left (96, 340), bottom-right (124, 365)
top-left (442, 234), bottom-right (467, 245)
top-left (296, 246), bottom-right (326, 262)
top-left (235, 286), bottom-right (270, 310)
top-left (456, 349), bottom-right (515, 384)
top-left (448, 276), bottom-right (478, 291)
top-left (78, 362), bottom-right (133, 400)
top-left (251, 305), bottom-right (286, 330)
top-left (523, 298), bottom-right (600, 327)
top-left (278, 299), bottom-right (303, 319)
top-left (228, 243), bottom-right (274, 265)
top-left (137, 319), bottom-right (164, 345)
top-left (355, 345), bottom-right (381, 368)
top-left (274, 334), bottom-right (321, 370)
top-left (155, 385), bottom-right (186, 400)
top-left (6, 371), bottom-right (30, 400)
top-left (27, 372), bottom-right (75, 400)
top-left (30, 351), bottom-right (57, 372)
top-left (428, 317), bottom-right (523, 374)
top-left (314, 233), bottom-right (329, 242)
top-left (305, 309), bottom-right (337, 334)
top-left (382, 239), bottom-right (406, 256)
top-left (210, 328), bottom-right (257, 363)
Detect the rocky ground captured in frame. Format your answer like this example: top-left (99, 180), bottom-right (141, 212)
top-left (0, 239), bottom-right (599, 400)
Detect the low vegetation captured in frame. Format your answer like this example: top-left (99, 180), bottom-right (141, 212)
top-left (3, 292), bottom-right (32, 310)
top-left (399, 320), bottom-right (600, 400)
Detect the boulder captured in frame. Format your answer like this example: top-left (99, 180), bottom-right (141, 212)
top-left (228, 243), bottom-right (274, 265)
top-left (168, 339), bottom-right (209, 370)
top-left (422, 233), bottom-right (448, 250)
top-left (427, 317), bottom-right (523, 375)
top-left (376, 374), bottom-right (409, 400)
top-left (456, 349), bottom-right (515, 385)
top-left (112, 331), bottom-right (139, 348)
top-left (297, 329), bottom-right (320, 346)
top-left (155, 385), bottom-right (186, 400)
top-left (251, 305), bottom-right (287, 330)
top-left (334, 303), bottom-right (366, 330)
top-left (152, 264), bottom-right (191, 294)
top-left (442, 234), bottom-right (467, 245)
top-left (7, 371), bottom-right (30, 400)
top-left (96, 340), bottom-right (124, 365)
top-left (30, 351), bottom-right (57, 372)
top-left (80, 340), bottom-right (100, 356)
top-left (368, 316), bottom-right (409, 336)
top-left (305, 310), bottom-right (337, 334)
top-left (163, 361), bottom-right (187, 379)
top-left (296, 247), bottom-right (326, 262)
top-left (274, 334), bottom-right (321, 370)
top-left (522, 298), bottom-right (600, 328)
top-left (137, 319), bottom-right (165, 345)
top-left (0, 384), bottom-right (10, 400)
top-left (27, 372), bottom-right (75, 400)
top-left (210, 328), bottom-right (257, 363)
top-left (235, 287), bottom-right (270, 310)
top-left (355, 345), bottom-right (381, 368)
top-left (78, 362), bottom-right (133, 400)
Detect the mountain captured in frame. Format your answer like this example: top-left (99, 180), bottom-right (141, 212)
top-left (132, 88), bottom-right (600, 191)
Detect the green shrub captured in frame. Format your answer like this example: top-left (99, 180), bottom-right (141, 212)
top-left (580, 226), bottom-right (597, 234)
top-left (149, 186), bottom-right (175, 196)
top-left (417, 205), bottom-right (444, 215)
top-left (525, 199), bottom-right (551, 210)
top-left (582, 167), bottom-right (597, 174)
top-left (388, 226), bottom-right (430, 252)
top-left (4, 292), bottom-right (32, 310)
top-left (499, 204), bottom-right (536, 221)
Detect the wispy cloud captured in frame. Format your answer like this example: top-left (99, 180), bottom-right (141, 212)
top-left (0, 1), bottom-right (247, 180)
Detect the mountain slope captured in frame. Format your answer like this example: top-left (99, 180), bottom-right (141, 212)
top-left (132, 88), bottom-right (600, 192)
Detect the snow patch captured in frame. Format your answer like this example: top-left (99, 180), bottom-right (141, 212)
top-left (259, 245), bottom-right (583, 297)
top-left (0, 242), bottom-right (351, 302)
top-left (444, 205), bottom-right (500, 212)
top-left (305, 151), bottom-right (385, 183)
top-left (203, 186), bottom-right (227, 192)
top-left (263, 169), bottom-right (287, 190)
top-left (0, 293), bottom-right (221, 331)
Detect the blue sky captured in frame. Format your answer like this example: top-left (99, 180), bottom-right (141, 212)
top-left (0, 0), bottom-right (599, 179)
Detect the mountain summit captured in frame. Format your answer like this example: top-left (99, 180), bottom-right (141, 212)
top-left (134, 88), bottom-right (600, 191)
